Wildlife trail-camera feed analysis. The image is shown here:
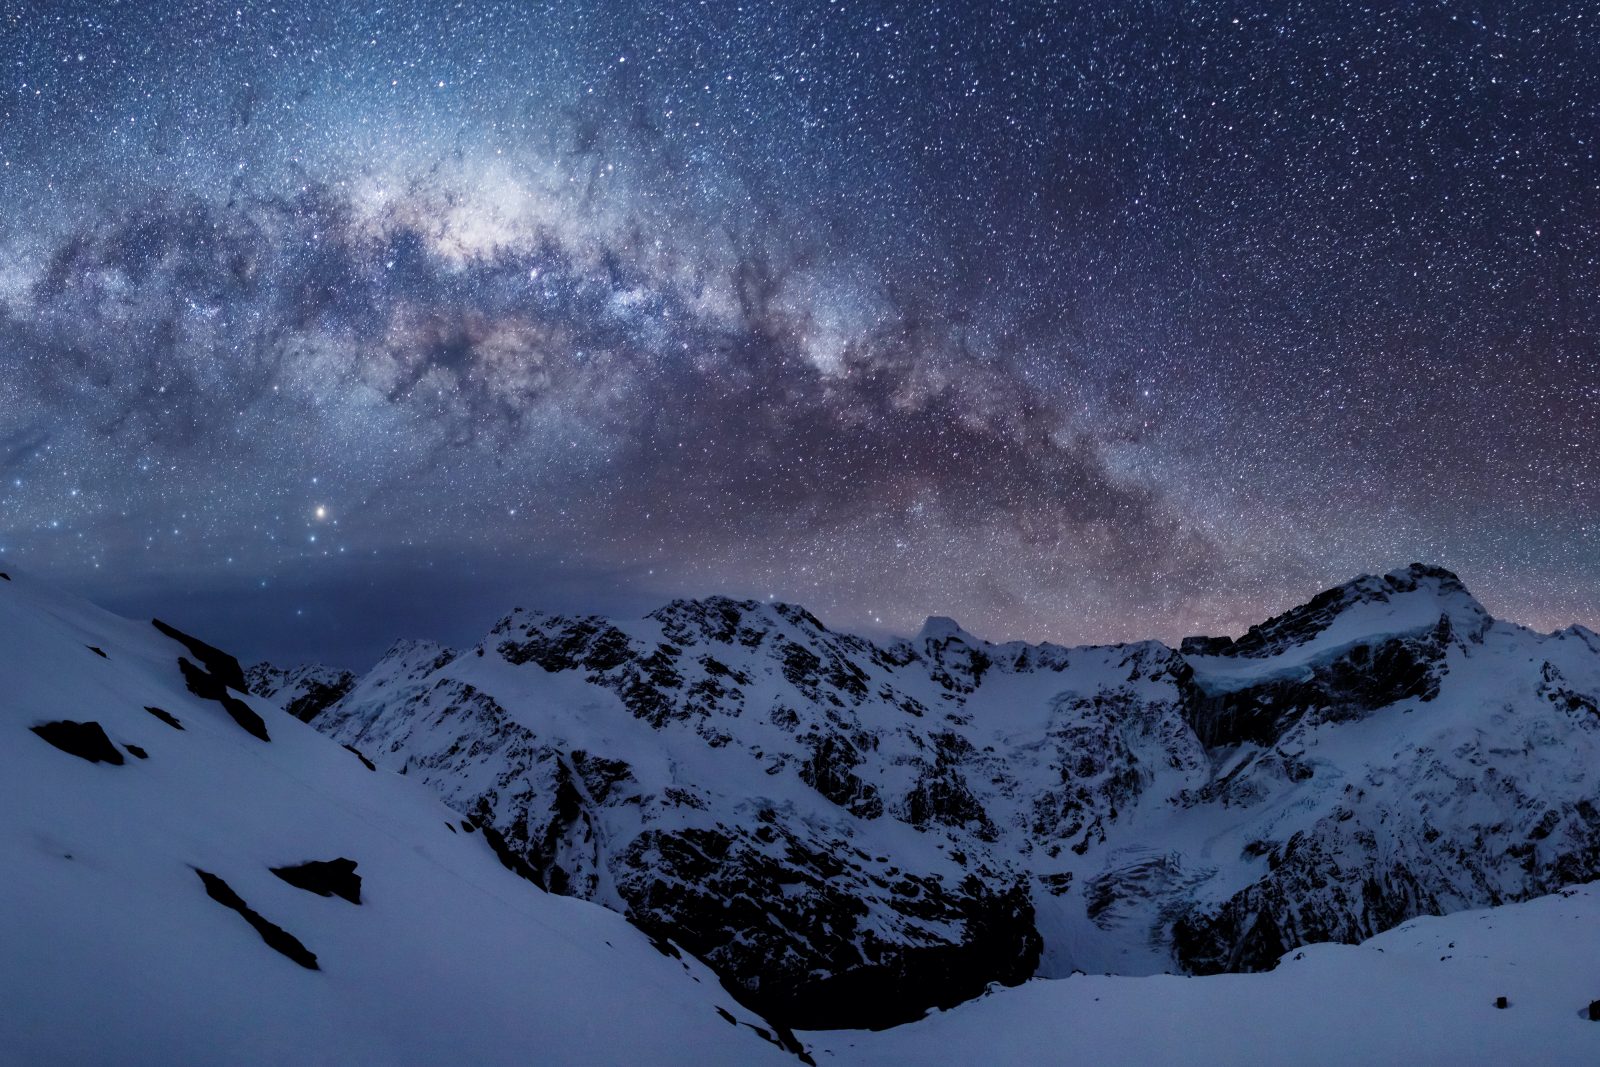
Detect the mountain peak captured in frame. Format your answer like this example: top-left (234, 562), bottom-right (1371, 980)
top-left (1186, 562), bottom-right (1490, 662)
top-left (916, 615), bottom-right (971, 642)
top-left (1383, 561), bottom-right (1476, 600)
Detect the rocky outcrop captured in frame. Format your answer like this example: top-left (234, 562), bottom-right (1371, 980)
top-left (194, 869), bottom-right (319, 970)
top-left (1180, 615), bottom-right (1458, 749)
top-left (179, 656), bottom-right (271, 741)
top-left (153, 618), bottom-right (248, 692)
top-left (620, 820), bottom-right (1040, 1029)
top-left (271, 858), bottom-right (362, 904)
top-left (30, 720), bottom-right (125, 765)
top-left (246, 663), bottom-right (356, 723)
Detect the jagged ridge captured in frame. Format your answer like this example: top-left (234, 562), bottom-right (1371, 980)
top-left (257, 563), bottom-right (1600, 1027)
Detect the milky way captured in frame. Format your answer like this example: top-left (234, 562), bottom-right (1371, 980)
top-left (2, 1), bottom-right (1597, 664)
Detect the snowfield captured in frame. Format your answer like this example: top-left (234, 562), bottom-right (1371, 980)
top-left (814, 885), bottom-right (1600, 1065)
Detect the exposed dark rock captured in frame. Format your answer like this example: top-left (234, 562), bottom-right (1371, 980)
top-left (1179, 635), bottom-right (1235, 656)
top-left (124, 744), bottom-right (149, 759)
top-left (153, 618), bottom-right (248, 692)
top-left (1182, 620), bottom-right (1452, 750)
top-left (1495, 996), bottom-right (1509, 1009)
top-left (1588, 999), bottom-right (1600, 1022)
top-left (246, 662), bottom-right (357, 723)
top-left (143, 705), bottom-right (184, 730)
top-left (735, 1014), bottom-right (816, 1065)
top-left (86, 645), bottom-right (107, 658)
top-left (797, 733), bottom-right (883, 819)
top-left (341, 743), bottom-right (376, 771)
top-left (1217, 563), bottom-right (1480, 660)
top-left (921, 632), bottom-right (993, 695)
top-left (0, 571), bottom-right (10, 580)
top-left (469, 808), bottom-right (543, 887)
top-left (194, 868), bottom-right (318, 969)
top-left (1540, 662), bottom-right (1600, 721)
top-left (1173, 843), bottom-right (1442, 974)
top-left (497, 616), bottom-right (699, 728)
top-left (271, 858), bottom-right (362, 904)
top-left (31, 720), bottom-right (124, 765)
top-left (619, 824), bottom-right (1039, 1030)
top-left (645, 932), bottom-right (683, 960)
top-left (179, 656), bottom-right (270, 741)
top-left (571, 750), bottom-right (634, 804)
top-left (283, 680), bottom-right (353, 723)
top-left (1038, 872), bottom-right (1074, 895)
top-left (900, 732), bottom-right (996, 840)
top-left (749, 876), bottom-right (1040, 1031)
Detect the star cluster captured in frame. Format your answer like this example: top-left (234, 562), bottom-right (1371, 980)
top-left (1, 1), bottom-right (1596, 663)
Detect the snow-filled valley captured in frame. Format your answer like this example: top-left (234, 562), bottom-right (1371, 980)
top-left (5, 560), bottom-right (1600, 1062)
top-left (817, 885), bottom-right (1600, 1065)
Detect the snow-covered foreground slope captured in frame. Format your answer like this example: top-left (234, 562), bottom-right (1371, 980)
top-left (283, 563), bottom-right (1600, 1029)
top-left (0, 567), bottom-right (798, 1065)
top-left (813, 884), bottom-right (1600, 1065)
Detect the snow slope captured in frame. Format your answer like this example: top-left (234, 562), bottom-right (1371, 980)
top-left (813, 883), bottom-right (1600, 1066)
top-left (0, 566), bottom-right (799, 1065)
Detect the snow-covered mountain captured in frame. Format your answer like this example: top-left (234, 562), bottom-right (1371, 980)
top-left (0, 567), bottom-right (802, 1064)
top-left (11, 558), bottom-right (1600, 1059)
top-left (271, 563), bottom-right (1600, 1029)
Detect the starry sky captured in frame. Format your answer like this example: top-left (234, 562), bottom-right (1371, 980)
top-left (2, 0), bottom-right (1597, 666)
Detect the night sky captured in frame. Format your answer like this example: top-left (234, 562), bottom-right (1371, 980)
top-left (2, 1), bottom-right (1597, 666)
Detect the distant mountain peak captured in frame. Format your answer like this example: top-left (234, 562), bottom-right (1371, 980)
top-left (916, 615), bottom-right (970, 642)
top-left (244, 661), bottom-right (355, 723)
top-left (1183, 562), bottom-right (1490, 662)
